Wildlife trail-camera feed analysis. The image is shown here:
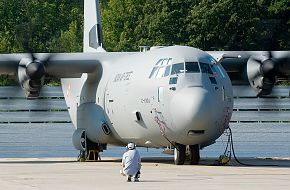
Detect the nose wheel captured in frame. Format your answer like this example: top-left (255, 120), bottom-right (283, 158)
top-left (174, 144), bottom-right (200, 165)
top-left (174, 143), bottom-right (186, 165)
top-left (189, 144), bottom-right (200, 165)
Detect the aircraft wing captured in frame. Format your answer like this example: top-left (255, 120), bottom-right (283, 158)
top-left (0, 53), bottom-right (103, 77)
top-left (0, 52), bottom-right (109, 98)
top-left (207, 51), bottom-right (290, 96)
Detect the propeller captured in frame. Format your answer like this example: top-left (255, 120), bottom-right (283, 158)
top-left (15, 22), bottom-right (52, 98)
top-left (246, 51), bottom-right (280, 97)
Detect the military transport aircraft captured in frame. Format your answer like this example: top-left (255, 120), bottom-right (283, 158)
top-left (0, 0), bottom-right (289, 165)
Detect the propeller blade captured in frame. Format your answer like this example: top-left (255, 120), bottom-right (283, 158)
top-left (261, 59), bottom-right (276, 77)
top-left (247, 56), bottom-right (262, 81)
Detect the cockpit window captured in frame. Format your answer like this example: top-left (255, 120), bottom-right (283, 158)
top-left (216, 65), bottom-right (225, 78)
top-left (156, 66), bottom-right (166, 78)
top-left (185, 62), bottom-right (200, 73)
top-left (163, 65), bottom-right (171, 77)
top-left (162, 59), bottom-right (169, 66)
top-left (208, 57), bottom-right (217, 64)
top-left (149, 58), bottom-right (173, 79)
top-left (171, 63), bottom-right (184, 75)
top-left (149, 67), bottom-right (159, 78)
top-left (155, 59), bottom-right (163, 66)
top-left (200, 62), bottom-right (218, 85)
top-left (200, 63), bottom-right (213, 74)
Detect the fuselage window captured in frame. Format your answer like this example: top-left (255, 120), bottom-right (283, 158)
top-left (185, 62), bottom-right (200, 73)
top-left (169, 77), bottom-right (178, 85)
top-left (171, 63), bottom-right (184, 75)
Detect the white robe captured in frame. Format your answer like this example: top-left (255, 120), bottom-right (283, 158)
top-left (122, 149), bottom-right (141, 176)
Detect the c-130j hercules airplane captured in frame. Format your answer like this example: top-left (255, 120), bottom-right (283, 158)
top-left (0, 0), bottom-right (290, 165)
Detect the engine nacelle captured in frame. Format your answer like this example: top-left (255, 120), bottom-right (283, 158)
top-left (21, 79), bottom-right (43, 98)
top-left (76, 103), bottom-right (112, 144)
top-left (72, 129), bottom-right (86, 151)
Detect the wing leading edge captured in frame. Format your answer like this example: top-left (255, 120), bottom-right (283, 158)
top-left (0, 52), bottom-right (105, 98)
top-left (0, 53), bottom-right (104, 77)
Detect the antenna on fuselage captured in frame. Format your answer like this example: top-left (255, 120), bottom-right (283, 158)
top-left (83, 0), bottom-right (105, 52)
top-left (139, 46), bottom-right (150, 52)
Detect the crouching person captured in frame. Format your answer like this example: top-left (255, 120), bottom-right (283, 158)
top-left (121, 142), bottom-right (141, 182)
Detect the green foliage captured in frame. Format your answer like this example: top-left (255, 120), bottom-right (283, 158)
top-left (44, 78), bottom-right (61, 86)
top-left (186, 0), bottom-right (265, 50)
top-left (0, 0), bottom-right (289, 85)
top-left (267, 0), bottom-right (290, 49)
top-left (0, 0), bottom-right (83, 85)
top-left (52, 20), bottom-right (83, 52)
top-left (102, 0), bottom-right (197, 51)
top-left (0, 75), bottom-right (17, 86)
top-left (102, 0), bottom-right (289, 51)
top-left (0, 0), bottom-right (288, 52)
top-left (0, 0), bottom-right (83, 53)
top-left (277, 81), bottom-right (290, 86)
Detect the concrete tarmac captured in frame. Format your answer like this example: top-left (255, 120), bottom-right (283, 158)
top-left (0, 157), bottom-right (290, 190)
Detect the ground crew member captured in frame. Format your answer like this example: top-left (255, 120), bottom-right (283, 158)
top-left (120, 142), bottom-right (141, 182)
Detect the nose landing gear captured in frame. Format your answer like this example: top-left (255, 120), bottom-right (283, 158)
top-left (189, 144), bottom-right (200, 165)
top-left (174, 143), bottom-right (200, 165)
top-left (174, 143), bottom-right (186, 165)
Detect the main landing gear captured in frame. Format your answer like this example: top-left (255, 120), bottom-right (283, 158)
top-left (78, 137), bottom-right (106, 162)
top-left (174, 143), bottom-right (200, 165)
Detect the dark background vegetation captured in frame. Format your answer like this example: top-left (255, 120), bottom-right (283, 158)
top-left (0, 0), bottom-right (289, 85)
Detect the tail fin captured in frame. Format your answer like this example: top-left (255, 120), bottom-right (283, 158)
top-left (83, 0), bottom-right (105, 52)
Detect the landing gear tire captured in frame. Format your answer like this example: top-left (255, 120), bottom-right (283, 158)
top-left (189, 144), bottom-right (200, 165)
top-left (78, 150), bottom-right (86, 162)
top-left (174, 143), bottom-right (186, 165)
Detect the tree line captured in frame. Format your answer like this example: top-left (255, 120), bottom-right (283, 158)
top-left (0, 0), bottom-right (289, 54)
top-left (0, 0), bottom-right (83, 53)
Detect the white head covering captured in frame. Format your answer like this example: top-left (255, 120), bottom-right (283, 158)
top-left (127, 142), bottom-right (135, 150)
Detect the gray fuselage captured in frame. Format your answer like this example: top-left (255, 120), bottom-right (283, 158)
top-left (62, 46), bottom-right (233, 149)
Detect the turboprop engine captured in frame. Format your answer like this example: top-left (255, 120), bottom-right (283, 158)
top-left (17, 54), bottom-right (47, 99)
top-left (246, 51), bottom-right (290, 96)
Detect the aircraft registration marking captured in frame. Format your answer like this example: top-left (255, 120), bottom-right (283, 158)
top-left (141, 98), bottom-right (151, 104)
top-left (140, 96), bottom-right (154, 104)
top-left (113, 71), bottom-right (133, 82)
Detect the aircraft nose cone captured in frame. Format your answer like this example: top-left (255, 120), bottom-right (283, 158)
top-left (170, 87), bottom-right (217, 136)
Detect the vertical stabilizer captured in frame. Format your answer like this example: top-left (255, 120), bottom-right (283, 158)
top-left (83, 0), bottom-right (105, 52)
